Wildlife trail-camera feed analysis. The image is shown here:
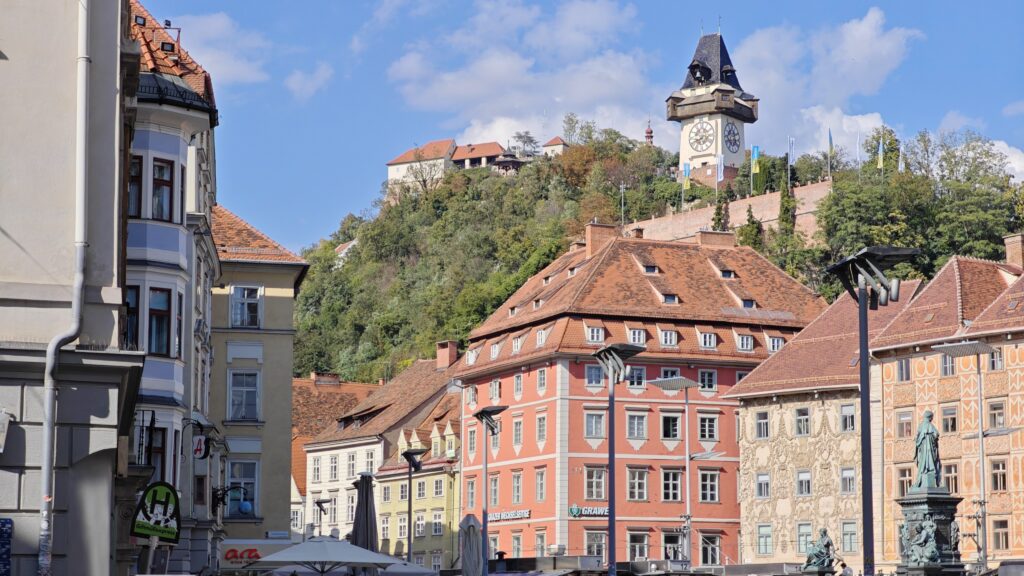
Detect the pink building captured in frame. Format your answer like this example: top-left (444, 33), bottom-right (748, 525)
top-left (457, 223), bottom-right (824, 567)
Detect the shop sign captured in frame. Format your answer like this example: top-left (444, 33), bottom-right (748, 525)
top-left (221, 541), bottom-right (292, 566)
top-left (224, 548), bottom-right (261, 565)
top-left (130, 481), bottom-right (181, 544)
top-left (487, 509), bottom-right (531, 522)
top-left (568, 503), bottom-right (608, 518)
top-left (192, 435), bottom-right (210, 459)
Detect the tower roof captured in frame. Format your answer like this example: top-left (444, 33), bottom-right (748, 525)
top-left (681, 33), bottom-right (746, 94)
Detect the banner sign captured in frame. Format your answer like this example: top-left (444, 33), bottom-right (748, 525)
top-left (130, 482), bottom-right (181, 544)
top-left (487, 509), bottom-right (531, 522)
top-left (568, 504), bottom-right (609, 518)
top-left (192, 435), bottom-right (210, 459)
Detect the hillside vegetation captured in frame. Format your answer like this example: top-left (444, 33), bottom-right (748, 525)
top-left (295, 119), bottom-right (1023, 381)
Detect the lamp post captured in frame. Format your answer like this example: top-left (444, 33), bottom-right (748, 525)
top-left (402, 447), bottom-right (428, 562)
top-left (313, 498), bottom-right (331, 537)
top-left (931, 340), bottom-right (995, 573)
top-left (592, 343), bottom-right (645, 576)
top-left (649, 376), bottom-right (700, 567)
top-left (474, 405), bottom-right (508, 576)
top-left (826, 246), bottom-right (919, 576)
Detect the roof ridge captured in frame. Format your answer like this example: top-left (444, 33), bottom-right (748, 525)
top-left (214, 204), bottom-right (305, 263)
top-left (564, 234), bottom-right (621, 313)
top-left (952, 258), bottom-right (965, 327)
top-left (966, 271), bottom-right (1024, 329)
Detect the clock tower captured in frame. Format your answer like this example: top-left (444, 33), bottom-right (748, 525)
top-left (666, 33), bottom-right (758, 186)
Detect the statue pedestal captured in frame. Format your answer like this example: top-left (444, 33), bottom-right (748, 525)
top-left (895, 486), bottom-right (966, 576)
top-left (801, 568), bottom-right (836, 576)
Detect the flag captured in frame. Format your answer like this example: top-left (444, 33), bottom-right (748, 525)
top-left (898, 143), bottom-right (905, 172)
top-left (751, 146), bottom-right (760, 174)
top-left (683, 162), bottom-right (691, 190)
top-left (683, 177), bottom-right (691, 190)
top-left (828, 128), bottom-right (834, 156)
top-left (877, 137), bottom-right (884, 169)
top-left (788, 137), bottom-right (796, 166)
top-left (716, 155), bottom-right (724, 182)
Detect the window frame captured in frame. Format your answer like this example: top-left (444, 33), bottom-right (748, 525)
top-left (226, 459), bottom-right (259, 518)
top-left (148, 287), bottom-right (172, 357)
top-left (662, 413), bottom-right (682, 440)
top-left (585, 467), bottom-right (606, 500)
top-left (841, 468), bottom-right (856, 494)
top-left (699, 469), bottom-right (719, 502)
top-left (230, 285), bottom-right (263, 329)
top-left (897, 358), bottom-right (911, 382)
top-left (698, 415), bottom-right (718, 441)
top-left (125, 285), bottom-right (140, 350)
top-left (660, 329), bottom-right (678, 347)
top-left (585, 412), bottom-right (606, 439)
top-left (698, 369), bottom-right (717, 391)
top-left (627, 468), bottom-right (648, 501)
top-left (755, 472), bottom-right (770, 499)
top-left (768, 336), bottom-right (784, 353)
top-left (941, 353), bottom-right (956, 377)
top-left (840, 404), bottom-right (856, 433)
top-left (227, 369), bottom-right (261, 421)
top-left (128, 155), bottom-right (143, 218)
top-left (700, 332), bottom-right (717, 349)
top-left (151, 157), bottom-right (175, 223)
top-left (794, 407), bottom-right (810, 437)
top-left (896, 411), bottom-right (913, 438)
top-left (536, 414), bottom-right (547, 443)
top-left (992, 459), bottom-right (1008, 492)
top-left (941, 405), bottom-right (958, 433)
top-left (629, 329), bottom-right (646, 345)
top-left (944, 463), bottom-right (959, 494)
top-left (795, 470), bottom-right (811, 496)
top-left (756, 524), bottom-right (772, 556)
top-left (662, 468), bottom-right (682, 502)
top-left (626, 413), bottom-right (648, 440)
top-left (755, 411), bottom-right (769, 439)
top-left (737, 334), bottom-right (754, 352)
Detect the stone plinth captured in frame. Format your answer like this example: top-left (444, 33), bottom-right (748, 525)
top-left (801, 567), bottom-right (836, 576)
top-left (895, 486), bottom-right (967, 576)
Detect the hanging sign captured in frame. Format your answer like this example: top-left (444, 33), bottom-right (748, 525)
top-left (192, 435), bottom-right (210, 459)
top-left (568, 503), bottom-right (608, 518)
top-left (130, 481), bottom-right (181, 544)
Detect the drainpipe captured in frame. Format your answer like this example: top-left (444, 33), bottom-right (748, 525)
top-left (38, 0), bottom-right (90, 573)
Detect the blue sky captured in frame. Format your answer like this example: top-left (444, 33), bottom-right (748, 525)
top-left (147, 0), bottom-right (1024, 252)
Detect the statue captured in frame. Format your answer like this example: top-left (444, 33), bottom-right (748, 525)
top-left (949, 519), bottom-right (960, 553)
top-left (909, 519), bottom-right (940, 565)
top-left (913, 410), bottom-right (941, 489)
top-left (802, 528), bottom-right (835, 571)
top-left (899, 523), bottom-right (911, 559)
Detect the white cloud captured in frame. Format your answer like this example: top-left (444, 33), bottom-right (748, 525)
top-left (350, 0), bottom-right (410, 55)
top-left (523, 0), bottom-right (638, 61)
top-left (446, 0), bottom-right (541, 51)
top-left (938, 110), bottom-right (985, 133)
top-left (284, 62), bottom-right (334, 102)
top-left (1003, 100), bottom-right (1024, 117)
top-left (993, 140), bottom-right (1024, 183)
top-left (173, 13), bottom-right (271, 85)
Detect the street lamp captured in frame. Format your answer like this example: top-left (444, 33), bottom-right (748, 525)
top-left (649, 376), bottom-right (700, 567)
top-left (826, 246), bottom-right (919, 576)
top-left (402, 447), bottom-right (429, 562)
top-left (932, 340), bottom-right (996, 573)
top-left (313, 498), bottom-right (331, 537)
top-left (474, 405), bottom-right (508, 576)
top-left (592, 343), bottom-right (645, 576)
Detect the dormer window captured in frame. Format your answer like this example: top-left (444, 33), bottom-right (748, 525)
top-left (533, 299), bottom-right (543, 310)
top-left (160, 41), bottom-right (175, 52)
top-left (663, 294), bottom-right (679, 304)
top-left (134, 15), bottom-right (146, 25)
top-left (721, 270), bottom-right (735, 278)
top-left (769, 337), bottom-right (785, 353)
top-left (738, 335), bottom-right (754, 351)
top-left (568, 267), bottom-right (577, 277)
top-left (490, 343), bottom-right (501, 360)
top-left (643, 265), bottom-right (659, 274)
top-left (586, 326), bottom-right (605, 343)
top-left (742, 299), bottom-right (756, 309)
top-left (629, 329), bottom-right (646, 345)
top-left (661, 330), bottom-right (678, 347)
top-left (509, 306), bottom-right (518, 317)
top-left (543, 276), bottom-right (551, 285)
top-left (467, 348), bottom-right (480, 365)
top-left (536, 329), bottom-right (548, 347)
top-left (512, 336), bottom-right (522, 354)
top-left (700, 332), bottom-right (717, 349)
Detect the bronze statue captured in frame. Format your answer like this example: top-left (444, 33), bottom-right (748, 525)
top-left (802, 528), bottom-right (835, 571)
top-left (913, 410), bottom-right (941, 489)
top-left (950, 519), bottom-right (960, 553)
top-left (909, 519), bottom-right (940, 565)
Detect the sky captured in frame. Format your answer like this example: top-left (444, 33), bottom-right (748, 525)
top-left (146, 0), bottom-right (1024, 252)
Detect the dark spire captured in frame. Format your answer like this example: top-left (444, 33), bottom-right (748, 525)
top-left (681, 33), bottom-right (745, 93)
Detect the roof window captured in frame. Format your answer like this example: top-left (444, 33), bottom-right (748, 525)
top-left (721, 270), bottom-right (735, 278)
top-left (134, 15), bottom-right (146, 25)
top-left (643, 265), bottom-right (659, 274)
top-left (160, 41), bottom-right (175, 52)
top-left (742, 299), bottom-right (756, 309)
top-left (568, 267), bottom-right (577, 278)
top-left (663, 294), bottom-right (679, 304)
top-left (509, 306), bottom-right (517, 317)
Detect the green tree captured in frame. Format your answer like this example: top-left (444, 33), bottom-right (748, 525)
top-left (736, 205), bottom-right (765, 251)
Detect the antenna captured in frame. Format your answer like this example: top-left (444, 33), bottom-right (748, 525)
top-left (700, 19), bottom-right (703, 36)
top-left (718, 16), bottom-right (722, 35)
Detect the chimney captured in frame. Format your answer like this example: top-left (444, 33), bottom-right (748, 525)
top-left (1005, 233), bottom-right (1024, 268)
top-left (378, 378), bottom-right (385, 386)
top-left (569, 240), bottom-right (587, 252)
top-left (585, 219), bottom-right (618, 258)
top-left (629, 225), bottom-right (644, 239)
top-left (436, 340), bottom-right (459, 369)
top-left (695, 230), bottom-right (736, 247)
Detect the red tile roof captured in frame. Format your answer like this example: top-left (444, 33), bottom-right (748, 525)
top-left (129, 0), bottom-right (215, 103)
top-left (211, 205), bottom-right (306, 264)
top-left (377, 393), bottom-right (461, 473)
top-left (386, 139), bottom-right (456, 166)
top-left (724, 281), bottom-right (922, 399)
top-left (452, 142), bottom-right (505, 161)
top-left (966, 274), bottom-right (1024, 336)
top-left (543, 136), bottom-right (567, 147)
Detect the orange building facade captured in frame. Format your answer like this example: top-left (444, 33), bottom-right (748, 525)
top-left (457, 224), bottom-right (825, 567)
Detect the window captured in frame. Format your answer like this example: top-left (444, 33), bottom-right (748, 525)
top-left (434, 478), bottom-right (444, 497)
top-left (312, 457), bottom-right (321, 483)
top-left (627, 414), bottom-right (647, 439)
top-left (174, 292), bottom-right (184, 358)
top-left (797, 524), bottom-right (812, 554)
top-left (489, 379), bottom-right (501, 400)
top-left (768, 336), bottom-right (784, 353)
top-left (898, 467), bottom-right (913, 497)
top-left (467, 386), bottom-right (478, 405)
top-left (381, 516), bottom-right (390, 540)
top-left (794, 407), bottom-right (810, 436)
top-left (628, 533), bottom-right (649, 560)
top-left (432, 553), bottom-right (442, 571)
top-left (125, 286), bottom-right (140, 350)
top-left (627, 468), bottom-right (648, 500)
top-left (231, 286), bottom-right (261, 328)
top-left (414, 513), bottom-right (425, 537)
top-left (347, 453), bottom-right (357, 478)
top-left (490, 343), bottom-right (501, 360)
top-left (537, 369), bottom-right (547, 394)
top-left (512, 336), bottom-right (522, 353)
top-left (490, 427), bottom-right (500, 450)
top-left (738, 334), bottom-right (754, 351)
top-left (586, 531), bottom-right (607, 559)
top-left (840, 404), bottom-right (855, 432)
top-left (536, 328), bottom-right (547, 347)
top-left (699, 470), bottom-right (719, 502)
top-left (467, 429), bottom-right (477, 453)
top-left (513, 420), bottom-right (523, 446)
top-left (941, 406), bottom-right (958, 433)
top-left (466, 479), bottom-right (476, 509)
top-left (148, 288), bottom-right (171, 356)
top-left (382, 485), bottom-right (391, 502)
top-left (630, 329), bottom-right (646, 345)
top-left (742, 299), bottom-right (757, 309)
top-left (992, 460), bottom-right (1008, 492)
top-left (698, 370), bottom-right (717, 391)
top-left (536, 415), bottom-right (547, 443)
top-left (699, 415), bottom-right (718, 440)
top-left (941, 354), bottom-right (956, 377)
top-left (644, 264), bottom-right (659, 274)
top-left (535, 468), bottom-right (546, 501)
top-left (467, 349), bottom-right (479, 365)
top-left (990, 347), bottom-right (1004, 370)
top-left (228, 371), bottom-right (260, 420)
top-left (587, 326), bottom-right (605, 343)
top-left (700, 332), bottom-right (717, 349)
top-left (721, 269), bottom-right (735, 278)
top-left (662, 414), bottom-right (681, 440)
top-left (841, 468), bottom-right (856, 494)
top-left (400, 483), bottom-right (408, 501)
top-left (756, 473), bottom-right (770, 498)
top-left (989, 401), bottom-right (1006, 429)
top-left (366, 450), bottom-right (375, 472)
top-left (327, 494), bottom-right (338, 524)
top-left (627, 367), bottom-right (645, 388)
top-left (586, 467), bottom-right (606, 500)
top-left (128, 155), bottom-right (142, 217)
top-left (757, 525), bottom-right (772, 555)
top-left (944, 464), bottom-right (959, 494)
top-left (701, 534), bottom-right (721, 565)
top-left (796, 470), bottom-right (811, 496)
top-left (896, 411), bottom-right (913, 438)
top-left (585, 412), bottom-right (606, 438)
top-left (664, 534), bottom-right (684, 560)
top-left (514, 374), bottom-right (523, 397)
top-left (535, 532), bottom-right (547, 557)
top-left (841, 521), bottom-right (858, 553)
top-left (347, 494), bottom-right (356, 522)
top-left (511, 535), bottom-right (522, 558)
top-left (661, 367), bottom-right (680, 379)
top-left (661, 330), bottom-right (678, 346)
top-left (755, 412), bottom-right (769, 439)
top-left (398, 515), bottom-right (408, 539)
top-left (328, 455), bottom-right (338, 481)
top-left (416, 480), bottom-right (426, 499)
top-left (290, 509), bottom-right (301, 530)
top-left (512, 472), bottom-right (522, 504)
top-left (490, 476), bottom-right (499, 506)
top-left (898, 358), bottom-right (911, 382)
top-left (663, 469), bottom-right (681, 501)
top-left (736, 371), bottom-right (749, 382)
top-left (152, 158), bottom-right (174, 222)
top-left (663, 294), bottom-right (678, 304)
top-left (994, 520), bottom-right (1010, 551)
top-left (226, 460), bottom-right (257, 517)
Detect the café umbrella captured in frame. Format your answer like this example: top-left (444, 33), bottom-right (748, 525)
top-left (244, 537), bottom-right (400, 576)
top-left (459, 515), bottom-right (482, 576)
top-left (350, 472), bottom-right (378, 552)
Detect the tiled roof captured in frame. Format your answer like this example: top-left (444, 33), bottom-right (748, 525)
top-left (386, 139), bottom-right (456, 166)
top-left (378, 393), bottom-right (461, 473)
top-left (129, 0), bottom-right (215, 104)
top-left (872, 257), bottom-right (1020, 350)
top-left (543, 136), bottom-right (567, 147)
top-left (211, 205), bottom-right (306, 264)
top-left (309, 360), bottom-right (457, 445)
top-left (680, 33), bottom-right (745, 93)
top-left (452, 142), bottom-right (504, 161)
top-left (725, 281), bottom-right (922, 399)
top-left (334, 240), bottom-right (355, 255)
top-left (966, 274), bottom-right (1024, 336)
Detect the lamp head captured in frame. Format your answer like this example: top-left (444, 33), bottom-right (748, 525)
top-left (402, 447), bottom-right (428, 471)
top-left (826, 245), bottom-right (920, 302)
top-left (931, 340), bottom-right (996, 358)
top-left (592, 343), bottom-right (645, 362)
top-left (474, 405), bottom-right (508, 434)
top-left (648, 376), bottom-right (699, 392)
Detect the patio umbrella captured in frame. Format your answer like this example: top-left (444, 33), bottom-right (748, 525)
top-left (245, 537), bottom-right (400, 576)
top-left (351, 472), bottom-right (379, 551)
top-left (265, 566), bottom-right (350, 576)
top-left (382, 561), bottom-right (437, 576)
top-left (459, 514), bottom-right (482, 576)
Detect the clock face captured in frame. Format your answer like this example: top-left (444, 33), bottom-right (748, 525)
top-left (724, 122), bottom-right (741, 153)
top-left (689, 121), bottom-right (715, 152)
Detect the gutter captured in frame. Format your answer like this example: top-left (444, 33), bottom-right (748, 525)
top-left (38, 0), bottom-right (90, 573)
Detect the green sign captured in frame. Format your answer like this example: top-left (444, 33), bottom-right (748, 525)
top-left (568, 503), bottom-right (609, 518)
top-left (131, 481), bottom-right (181, 544)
